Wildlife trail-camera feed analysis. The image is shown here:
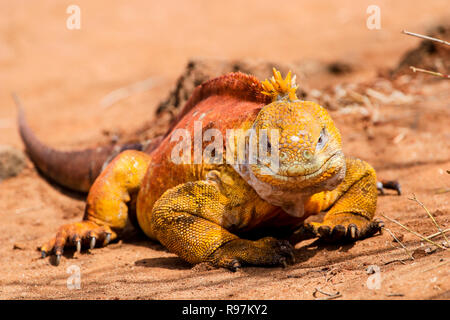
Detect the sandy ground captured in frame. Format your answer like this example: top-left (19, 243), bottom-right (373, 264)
top-left (0, 0), bottom-right (449, 299)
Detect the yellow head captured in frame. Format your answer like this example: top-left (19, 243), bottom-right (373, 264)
top-left (248, 69), bottom-right (346, 195)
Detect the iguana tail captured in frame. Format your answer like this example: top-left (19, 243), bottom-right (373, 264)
top-left (15, 95), bottom-right (148, 193)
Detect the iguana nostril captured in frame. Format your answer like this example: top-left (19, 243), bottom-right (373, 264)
top-left (303, 150), bottom-right (313, 160)
top-left (279, 151), bottom-right (288, 161)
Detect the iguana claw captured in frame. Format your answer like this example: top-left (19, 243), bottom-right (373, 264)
top-left (348, 224), bottom-right (358, 240)
top-left (280, 257), bottom-right (288, 268)
top-left (105, 233), bottom-right (111, 245)
top-left (317, 220), bottom-right (383, 243)
top-left (75, 239), bottom-right (81, 253)
top-left (55, 254), bottom-right (61, 266)
top-left (89, 236), bottom-right (96, 249)
top-left (291, 218), bottom-right (384, 244)
top-left (39, 221), bottom-right (115, 265)
top-left (230, 260), bottom-right (241, 272)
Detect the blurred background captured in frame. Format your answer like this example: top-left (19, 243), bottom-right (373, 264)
top-left (1, 0), bottom-right (448, 147)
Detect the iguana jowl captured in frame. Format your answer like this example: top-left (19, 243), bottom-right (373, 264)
top-left (27, 69), bottom-right (389, 269)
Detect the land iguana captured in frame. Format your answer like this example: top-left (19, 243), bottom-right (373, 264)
top-left (19, 69), bottom-right (400, 269)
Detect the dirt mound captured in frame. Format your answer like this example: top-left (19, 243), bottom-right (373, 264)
top-left (155, 58), bottom-right (311, 117)
top-left (127, 58), bottom-right (316, 143)
top-left (392, 25), bottom-right (450, 77)
top-left (150, 57), bottom-right (354, 135)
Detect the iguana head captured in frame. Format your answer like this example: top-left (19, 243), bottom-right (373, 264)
top-left (248, 69), bottom-right (346, 195)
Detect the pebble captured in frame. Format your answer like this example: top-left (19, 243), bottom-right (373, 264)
top-left (0, 145), bottom-right (26, 181)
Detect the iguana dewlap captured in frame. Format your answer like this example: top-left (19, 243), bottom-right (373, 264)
top-left (39, 69), bottom-right (384, 269)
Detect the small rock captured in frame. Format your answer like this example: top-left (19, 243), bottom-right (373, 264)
top-left (412, 247), bottom-right (427, 258)
top-left (425, 247), bottom-right (437, 254)
top-left (0, 145), bottom-right (26, 181)
top-left (413, 246), bottom-right (437, 258)
top-left (13, 243), bottom-right (25, 250)
top-left (327, 61), bottom-right (353, 75)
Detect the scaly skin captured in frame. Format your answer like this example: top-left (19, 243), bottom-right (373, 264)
top-left (41, 69), bottom-right (383, 269)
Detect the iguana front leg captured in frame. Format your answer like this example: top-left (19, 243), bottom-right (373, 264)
top-left (40, 150), bottom-right (151, 265)
top-left (151, 180), bottom-right (294, 270)
top-left (293, 158), bottom-right (383, 243)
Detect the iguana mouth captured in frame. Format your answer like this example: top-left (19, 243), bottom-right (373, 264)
top-left (259, 151), bottom-right (343, 181)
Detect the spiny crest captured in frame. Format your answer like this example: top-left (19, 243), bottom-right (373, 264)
top-left (261, 68), bottom-right (299, 102)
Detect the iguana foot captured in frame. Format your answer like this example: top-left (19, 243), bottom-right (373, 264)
top-left (377, 180), bottom-right (401, 195)
top-left (209, 237), bottom-right (295, 271)
top-left (40, 221), bottom-right (115, 265)
top-left (292, 216), bottom-right (384, 244)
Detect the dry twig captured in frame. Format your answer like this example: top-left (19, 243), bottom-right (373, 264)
top-left (408, 194), bottom-right (449, 244)
top-left (409, 66), bottom-right (450, 79)
top-left (435, 188), bottom-right (450, 194)
top-left (402, 30), bottom-right (450, 46)
top-left (402, 30), bottom-right (450, 79)
top-left (386, 293), bottom-right (405, 297)
top-left (313, 287), bottom-right (342, 300)
top-left (425, 228), bottom-right (450, 241)
top-left (383, 259), bottom-right (408, 266)
top-left (383, 227), bottom-right (414, 260)
top-left (380, 214), bottom-right (447, 250)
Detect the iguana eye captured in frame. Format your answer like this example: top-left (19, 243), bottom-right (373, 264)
top-left (316, 128), bottom-right (328, 151)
